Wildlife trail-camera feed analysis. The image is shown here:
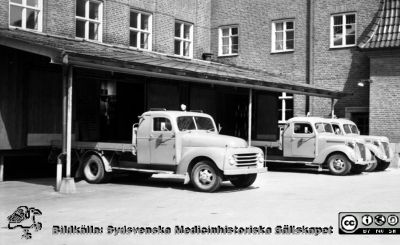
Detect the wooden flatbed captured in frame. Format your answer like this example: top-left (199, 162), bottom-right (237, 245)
top-left (51, 140), bottom-right (133, 152)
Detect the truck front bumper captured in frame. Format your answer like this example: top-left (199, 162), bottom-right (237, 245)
top-left (224, 167), bottom-right (267, 175)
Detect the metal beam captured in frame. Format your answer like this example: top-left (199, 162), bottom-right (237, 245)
top-left (68, 57), bottom-right (347, 99)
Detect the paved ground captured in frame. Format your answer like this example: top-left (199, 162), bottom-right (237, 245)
top-left (1, 167), bottom-right (400, 245)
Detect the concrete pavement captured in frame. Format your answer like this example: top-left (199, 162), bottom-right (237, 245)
top-left (1, 168), bottom-right (400, 245)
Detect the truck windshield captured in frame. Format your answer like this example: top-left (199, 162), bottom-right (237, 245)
top-left (177, 116), bottom-right (215, 131)
top-left (343, 124), bottom-right (359, 134)
top-left (315, 123), bottom-right (334, 133)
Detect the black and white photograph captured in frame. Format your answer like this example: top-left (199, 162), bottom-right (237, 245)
top-left (0, 0), bottom-right (399, 244)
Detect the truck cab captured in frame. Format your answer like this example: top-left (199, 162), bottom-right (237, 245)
top-left (329, 118), bottom-right (393, 171)
top-left (269, 117), bottom-right (373, 175)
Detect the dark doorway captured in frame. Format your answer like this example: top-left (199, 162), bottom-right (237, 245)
top-left (351, 112), bottom-right (369, 135)
top-left (217, 92), bottom-right (248, 139)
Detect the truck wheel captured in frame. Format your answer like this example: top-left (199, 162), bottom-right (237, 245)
top-left (229, 174), bottom-right (257, 188)
top-left (191, 161), bottom-right (222, 192)
top-left (83, 154), bottom-right (110, 183)
top-left (375, 160), bottom-right (390, 171)
top-left (364, 158), bottom-right (378, 172)
top-left (350, 164), bottom-right (367, 174)
top-left (327, 154), bottom-right (351, 176)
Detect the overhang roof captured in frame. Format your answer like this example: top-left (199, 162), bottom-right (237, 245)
top-left (0, 28), bottom-right (348, 98)
top-left (358, 0), bottom-right (400, 50)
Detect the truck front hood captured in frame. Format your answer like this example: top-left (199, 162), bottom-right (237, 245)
top-left (181, 132), bottom-right (248, 148)
top-left (318, 134), bottom-right (364, 144)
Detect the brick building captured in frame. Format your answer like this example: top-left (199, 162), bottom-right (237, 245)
top-left (0, 0), bottom-right (399, 180)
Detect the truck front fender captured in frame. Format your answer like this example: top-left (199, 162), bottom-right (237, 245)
top-left (175, 147), bottom-right (226, 175)
top-left (314, 145), bottom-right (357, 164)
top-left (365, 143), bottom-right (384, 160)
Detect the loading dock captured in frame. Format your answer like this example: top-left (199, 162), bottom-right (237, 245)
top-left (0, 29), bottom-right (347, 191)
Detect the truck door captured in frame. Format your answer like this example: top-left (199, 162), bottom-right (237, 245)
top-left (289, 122), bottom-right (316, 158)
top-left (149, 117), bottom-right (176, 165)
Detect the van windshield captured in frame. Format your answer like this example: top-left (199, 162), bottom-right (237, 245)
top-left (343, 124), bottom-right (359, 134)
top-left (315, 123), bottom-right (334, 133)
top-left (177, 116), bottom-right (215, 131)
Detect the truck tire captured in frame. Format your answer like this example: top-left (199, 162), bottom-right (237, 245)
top-left (229, 174), bottom-right (257, 188)
top-left (364, 158), bottom-right (378, 172)
top-left (83, 154), bottom-right (110, 183)
top-left (375, 160), bottom-right (390, 171)
top-left (327, 154), bottom-right (352, 176)
top-left (350, 164), bottom-right (367, 174)
top-left (191, 160), bottom-right (222, 192)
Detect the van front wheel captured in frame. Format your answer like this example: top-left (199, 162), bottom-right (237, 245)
top-left (191, 161), bottom-right (222, 192)
top-left (327, 154), bottom-right (352, 176)
top-left (229, 174), bottom-right (257, 188)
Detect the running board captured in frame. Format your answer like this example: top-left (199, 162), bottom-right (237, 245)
top-left (111, 167), bottom-right (174, 175)
top-left (266, 159), bottom-right (320, 167)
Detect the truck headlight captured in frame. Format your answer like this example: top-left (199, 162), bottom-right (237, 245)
top-left (228, 156), bottom-right (236, 165)
top-left (257, 153), bottom-right (264, 164)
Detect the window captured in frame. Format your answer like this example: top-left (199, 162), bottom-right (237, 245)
top-left (218, 26), bottom-right (238, 56)
top-left (331, 13), bottom-right (356, 48)
top-left (271, 20), bottom-right (294, 52)
top-left (278, 92), bottom-right (293, 123)
top-left (174, 21), bottom-right (193, 58)
top-left (153, 118), bottom-right (172, 131)
top-left (315, 123), bottom-right (334, 133)
top-left (130, 10), bottom-right (152, 50)
top-left (9, 0), bottom-right (43, 31)
top-left (332, 124), bottom-right (343, 135)
top-left (294, 123), bottom-right (313, 134)
top-left (75, 0), bottom-right (103, 41)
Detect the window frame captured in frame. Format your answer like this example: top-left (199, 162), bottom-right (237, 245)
top-left (271, 19), bottom-right (295, 53)
top-left (174, 20), bottom-right (193, 58)
top-left (129, 10), bottom-right (152, 51)
top-left (278, 92), bottom-right (294, 124)
top-left (293, 123), bottom-right (314, 135)
top-left (330, 12), bottom-right (357, 48)
top-left (75, 0), bottom-right (103, 42)
top-left (218, 25), bottom-right (239, 56)
top-left (9, 0), bottom-right (43, 32)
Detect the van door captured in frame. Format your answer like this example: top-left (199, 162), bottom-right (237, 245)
top-left (149, 117), bottom-right (176, 165)
top-left (290, 122), bottom-right (316, 158)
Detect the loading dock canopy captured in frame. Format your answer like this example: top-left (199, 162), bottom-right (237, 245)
top-left (0, 29), bottom-right (347, 98)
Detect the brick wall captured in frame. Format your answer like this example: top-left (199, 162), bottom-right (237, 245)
top-left (311, 0), bottom-right (379, 118)
top-left (46, 0), bottom-right (75, 37)
top-left (0, 0), bottom-right (7, 28)
top-left (369, 54), bottom-right (400, 143)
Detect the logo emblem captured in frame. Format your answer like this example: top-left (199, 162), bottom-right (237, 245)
top-left (7, 206), bottom-right (42, 239)
top-left (374, 215), bottom-right (386, 226)
top-left (341, 215), bottom-right (358, 232)
top-left (362, 215), bottom-right (373, 226)
top-left (387, 215), bottom-right (399, 226)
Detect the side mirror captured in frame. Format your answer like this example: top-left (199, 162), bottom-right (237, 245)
top-left (218, 123), bottom-right (222, 133)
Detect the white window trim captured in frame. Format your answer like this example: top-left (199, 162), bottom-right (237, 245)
top-left (218, 26), bottom-right (239, 57)
top-left (129, 10), bottom-right (152, 51)
top-left (9, 0), bottom-right (43, 32)
top-left (278, 92), bottom-right (293, 124)
top-left (271, 20), bottom-right (295, 53)
top-left (174, 21), bottom-right (193, 58)
top-left (330, 12), bottom-right (357, 48)
top-left (75, 0), bottom-right (103, 42)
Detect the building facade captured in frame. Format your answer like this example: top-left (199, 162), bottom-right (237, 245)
top-left (0, 0), bottom-right (398, 151)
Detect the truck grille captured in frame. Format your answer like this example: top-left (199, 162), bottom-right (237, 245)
top-left (382, 142), bottom-right (390, 158)
top-left (356, 143), bottom-right (366, 161)
top-left (233, 153), bottom-right (258, 167)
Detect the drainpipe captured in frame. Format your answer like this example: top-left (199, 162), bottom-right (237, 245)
top-left (248, 88), bottom-right (253, 146)
top-left (306, 0), bottom-right (315, 115)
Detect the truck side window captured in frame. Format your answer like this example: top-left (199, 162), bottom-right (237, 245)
top-left (294, 123), bottom-right (313, 134)
top-left (332, 124), bottom-right (342, 135)
top-left (153, 117), bottom-right (172, 131)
